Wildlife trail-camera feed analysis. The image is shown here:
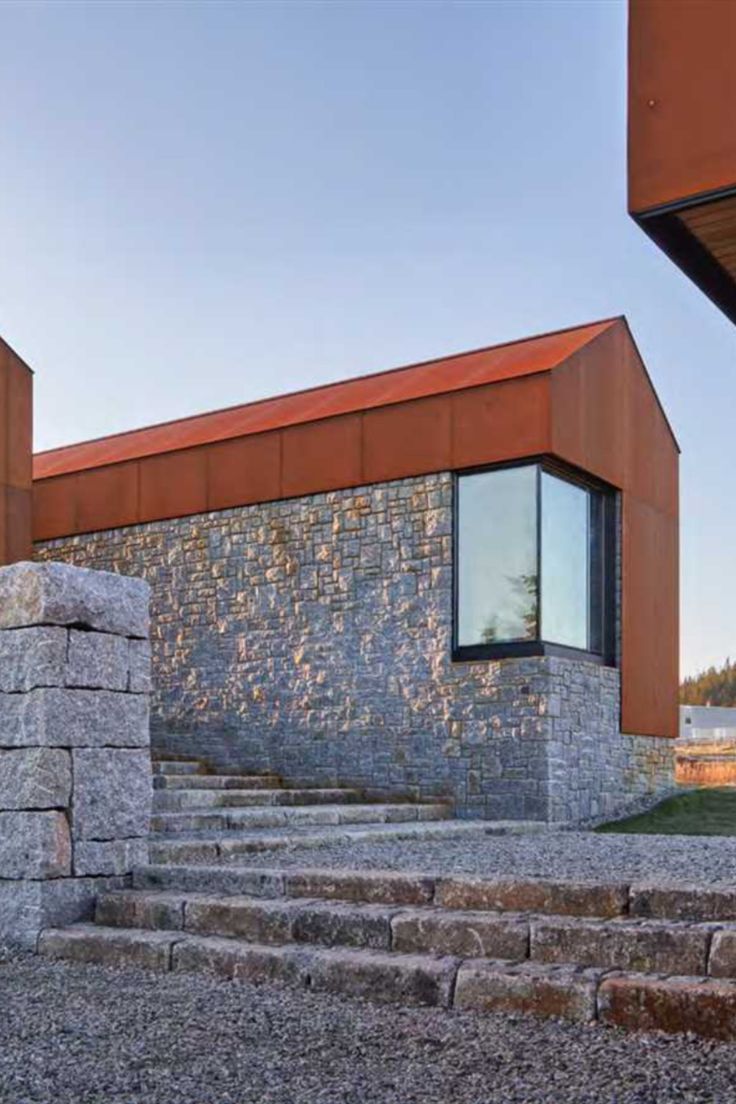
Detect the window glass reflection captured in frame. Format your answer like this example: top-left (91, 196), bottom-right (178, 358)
top-left (541, 471), bottom-right (589, 649)
top-left (457, 466), bottom-right (538, 646)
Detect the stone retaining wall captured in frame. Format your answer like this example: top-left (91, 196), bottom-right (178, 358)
top-left (0, 562), bottom-right (152, 948)
top-left (35, 473), bottom-right (673, 823)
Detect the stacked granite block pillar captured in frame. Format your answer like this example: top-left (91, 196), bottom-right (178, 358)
top-left (0, 561), bottom-right (152, 949)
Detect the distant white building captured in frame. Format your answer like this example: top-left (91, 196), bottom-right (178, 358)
top-left (680, 705), bottom-right (736, 743)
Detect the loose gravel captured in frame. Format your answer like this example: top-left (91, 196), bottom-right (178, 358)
top-left (233, 830), bottom-right (736, 885)
top-left (1, 949), bottom-right (735, 1104)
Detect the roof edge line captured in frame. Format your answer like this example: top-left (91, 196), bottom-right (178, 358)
top-left (34, 316), bottom-right (622, 462)
top-left (33, 364), bottom-right (563, 480)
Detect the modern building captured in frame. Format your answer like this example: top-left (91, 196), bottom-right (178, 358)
top-left (680, 705), bottom-right (736, 742)
top-left (18, 316), bottom-right (678, 823)
top-left (677, 706), bottom-right (736, 787)
top-left (628, 0), bottom-right (736, 323)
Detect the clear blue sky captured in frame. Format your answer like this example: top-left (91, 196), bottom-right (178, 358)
top-left (1, 0), bottom-right (734, 678)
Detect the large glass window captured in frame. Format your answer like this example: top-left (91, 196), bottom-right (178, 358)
top-left (540, 471), bottom-right (589, 650)
top-left (454, 462), bottom-right (613, 661)
top-left (457, 466), bottom-right (538, 647)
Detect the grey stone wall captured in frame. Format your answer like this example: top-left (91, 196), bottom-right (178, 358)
top-left (544, 660), bottom-right (673, 824)
top-left (0, 562), bottom-right (152, 949)
top-left (36, 473), bottom-right (673, 823)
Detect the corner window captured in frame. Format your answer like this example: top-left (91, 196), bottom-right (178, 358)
top-left (454, 461), bottom-right (615, 663)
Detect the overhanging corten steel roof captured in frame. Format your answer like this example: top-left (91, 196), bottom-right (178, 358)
top-left (34, 318), bottom-right (617, 479)
top-left (629, 0), bottom-right (736, 324)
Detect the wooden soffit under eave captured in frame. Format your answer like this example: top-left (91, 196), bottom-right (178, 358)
top-left (628, 0), bottom-right (736, 323)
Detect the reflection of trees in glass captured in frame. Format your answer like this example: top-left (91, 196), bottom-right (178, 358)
top-left (480, 572), bottom-right (537, 644)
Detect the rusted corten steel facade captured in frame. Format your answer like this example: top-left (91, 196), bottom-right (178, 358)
top-left (629, 0), bottom-right (736, 323)
top-left (33, 317), bottom-right (679, 741)
top-left (0, 337), bottom-right (33, 566)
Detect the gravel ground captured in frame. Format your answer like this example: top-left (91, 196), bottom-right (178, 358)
top-left (232, 830), bottom-right (736, 885)
top-left (1, 950), bottom-right (735, 1104)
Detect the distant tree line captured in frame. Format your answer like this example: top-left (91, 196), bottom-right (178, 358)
top-left (681, 658), bottom-right (736, 706)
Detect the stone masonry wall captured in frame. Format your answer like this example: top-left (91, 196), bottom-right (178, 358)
top-left (0, 562), bottom-right (152, 949)
top-left (36, 473), bottom-right (673, 823)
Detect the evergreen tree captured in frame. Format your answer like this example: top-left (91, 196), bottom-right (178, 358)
top-left (681, 658), bottom-right (736, 706)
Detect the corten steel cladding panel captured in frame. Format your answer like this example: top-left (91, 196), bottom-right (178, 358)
top-left (363, 396), bottom-right (453, 484)
top-left (31, 318), bottom-right (679, 738)
top-left (33, 474), bottom-right (78, 543)
top-left (138, 447), bottom-right (208, 524)
top-left (451, 375), bottom-right (550, 470)
top-left (208, 432), bottom-right (281, 511)
top-left (77, 462), bottom-right (139, 534)
top-left (549, 323), bottom-right (679, 740)
top-left (0, 338), bottom-right (33, 564)
top-left (629, 0), bottom-right (736, 213)
top-left (282, 414), bottom-right (362, 499)
top-left (622, 496), bottom-right (679, 742)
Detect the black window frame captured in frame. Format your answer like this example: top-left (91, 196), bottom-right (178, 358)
top-left (451, 456), bottom-right (617, 666)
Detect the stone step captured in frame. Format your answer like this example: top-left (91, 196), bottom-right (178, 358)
top-left (152, 760), bottom-right (203, 776)
top-left (152, 788), bottom-right (365, 812)
top-left (153, 774), bottom-right (284, 791)
top-left (38, 923), bottom-right (736, 1037)
top-left (136, 862), bottom-right (629, 915)
top-left (95, 889), bottom-right (729, 977)
top-left (38, 924), bottom-right (459, 1009)
top-left (150, 802), bottom-right (449, 836)
top-left (146, 819), bottom-right (487, 864)
top-left (94, 890), bottom-right (524, 957)
top-left (135, 863), bottom-right (736, 927)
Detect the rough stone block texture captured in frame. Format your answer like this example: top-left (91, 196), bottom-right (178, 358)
top-left (630, 882), bottom-right (736, 923)
top-left (0, 561), bottom-right (149, 638)
top-left (155, 774), bottom-right (279, 789)
top-left (35, 473), bottom-right (674, 824)
top-left (707, 928), bottom-right (736, 977)
top-left (392, 908), bottom-right (529, 960)
top-left (65, 630), bottom-right (129, 691)
top-left (454, 960), bottom-right (601, 1022)
top-left (0, 627), bottom-right (67, 692)
top-left (72, 749), bottom-right (152, 841)
top-left (152, 788), bottom-right (276, 811)
top-left (291, 901), bottom-right (392, 950)
top-left (0, 561), bottom-right (152, 948)
top-left (0, 748), bottom-right (71, 810)
top-left (0, 810), bottom-right (71, 877)
top-left (185, 896), bottom-right (296, 944)
top-left (39, 877), bottom-right (129, 928)
top-left (39, 924), bottom-right (174, 970)
top-left (133, 863), bottom-right (286, 898)
top-left (0, 881), bottom-right (41, 949)
top-left (598, 974), bottom-right (736, 1041)
top-left (149, 839), bottom-right (219, 865)
top-left (129, 639), bottom-right (152, 693)
top-left (95, 890), bottom-right (186, 931)
top-left (0, 688), bottom-right (150, 749)
top-left (304, 946), bottom-right (458, 1007)
top-left (173, 935), bottom-right (306, 986)
top-left (73, 837), bottom-right (149, 877)
top-left (435, 877), bottom-right (629, 919)
top-left (0, 876), bottom-right (127, 950)
top-left (530, 916), bottom-right (710, 975)
top-left (284, 869), bottom-right (435, 906)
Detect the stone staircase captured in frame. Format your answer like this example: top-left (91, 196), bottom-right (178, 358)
top-left (36, 759), bottom-right (736, 1040)
top-left (145, 757), bottom-right (479, 864)
top-left (38, 856), bottom-right (736, 1040)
